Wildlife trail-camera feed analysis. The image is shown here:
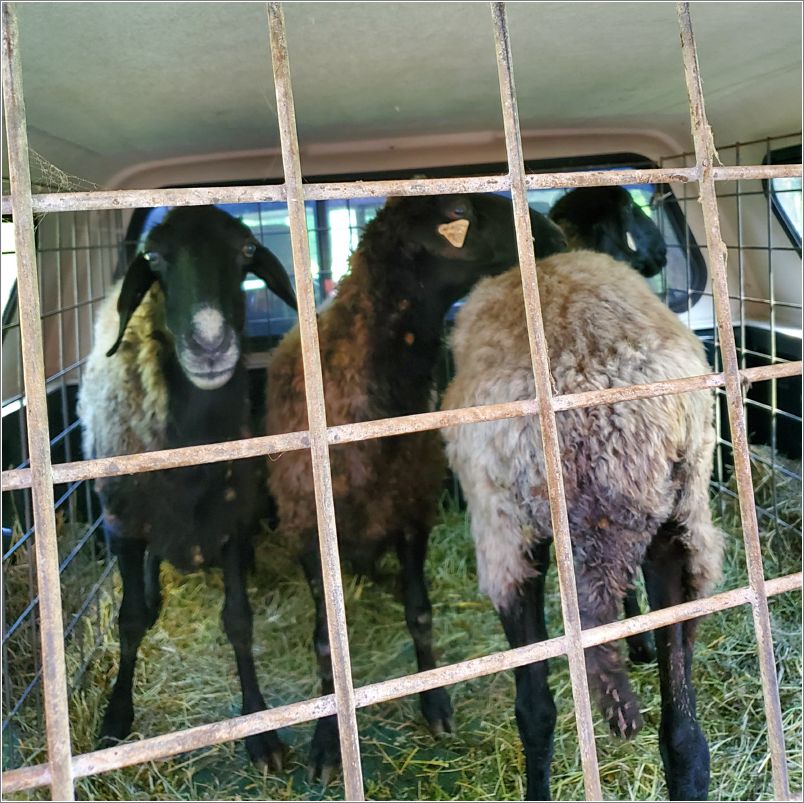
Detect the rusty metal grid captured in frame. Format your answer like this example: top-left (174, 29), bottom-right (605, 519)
top-left (0, 1), bottom-right (801, 800)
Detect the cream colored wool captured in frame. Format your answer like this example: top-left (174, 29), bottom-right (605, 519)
top-left (78, 280), bottom-right (170, 461)
top-left (442, 250), bottom-right (724, 613)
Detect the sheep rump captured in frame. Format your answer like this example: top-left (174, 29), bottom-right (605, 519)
top-left (442, 250), bottom-right (723, 613)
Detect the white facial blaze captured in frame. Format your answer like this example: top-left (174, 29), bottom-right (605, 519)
top-left (625, 231), bottom-right (637, 253)
top-left (193, 306), bottom-right (225, 346)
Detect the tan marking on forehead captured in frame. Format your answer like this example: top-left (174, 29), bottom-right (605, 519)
top-left (224, 487), bottom-right (237, 502)
top-left (191, 545), bottom-right (204, 566)
top-left (437, 219), bottom-right (470, 248)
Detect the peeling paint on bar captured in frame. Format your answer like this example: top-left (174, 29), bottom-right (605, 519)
top-left (1, 4), bottom-right (75, 800)
top-left (4, 572), bottom-right (800, 795)
top-left (491, 2), bottom-right (602, 798)
top-left (677, 2), bottom-right (790, 798)
top-left (266, 4), bottom-right (365, 800)
top-left (2, 165), bottom-right (801, 216)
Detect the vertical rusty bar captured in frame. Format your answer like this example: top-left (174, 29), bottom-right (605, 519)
top-left (676, 4), bottom-right (790, 798)
top-left (1, 4), bottom-right (75, 800)
top-left (265, 4), bottom-right (365, 800)
top-left (489, 3), bottom-right (602, 799)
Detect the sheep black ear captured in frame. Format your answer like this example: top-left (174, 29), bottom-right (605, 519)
top-left (250, 245), bottom-right (297, 311)
top-left (105, 254), bottom-right (157, 357)
top-left (530, 209), bottom-right (568, 258)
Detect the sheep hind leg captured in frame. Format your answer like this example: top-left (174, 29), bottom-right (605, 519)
top-left (98, 537), bottom-right (151, 747)
top-left (575, 547), bottom-right (644, 739)
top-left (643, 523), bottom-right (709, 800)
top-left (396, 528), bottom-right (453, 736)
top-left (221, 537), bottom-right (285, 771)
top-left (497, 542), bottom-right (556, 801)
top-left (300, 543), bottom-right (341, 785)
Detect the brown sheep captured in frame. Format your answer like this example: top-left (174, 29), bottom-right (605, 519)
top-left (266, 192), bottom-right (567, 780)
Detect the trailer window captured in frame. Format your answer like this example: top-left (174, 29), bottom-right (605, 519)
top-left (764, 144), bottom-right (802, 252)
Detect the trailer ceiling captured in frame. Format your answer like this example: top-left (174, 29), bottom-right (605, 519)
top-left (3, 1), bottom-right (802, 188)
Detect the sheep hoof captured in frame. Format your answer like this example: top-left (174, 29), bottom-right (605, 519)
top-left (628, 640), bottom-right (656, 665)
top-left (307, 715), bottom-right (340, 785)
top-left (97, 698), bottom-right (134, 749)
top-left (246, 730), bottom-right (285, 773)
top-left (606, 697), bottom-right (643, 739)
top-left (421, 687), bottom-right (454, 737)
top-left (627, 633), bottom-right (656, 664)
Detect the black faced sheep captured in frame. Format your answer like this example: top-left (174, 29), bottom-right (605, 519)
top-left (78, 206), bottom-right (296, 769)
top-left (549, 185), bottom-right (667, 278)
top-left (441, 251), bottom-right (723, 800)
top-left (548, 184), bottom-right (671, 664)
top-left (265, 193), bottom-right (566, 781)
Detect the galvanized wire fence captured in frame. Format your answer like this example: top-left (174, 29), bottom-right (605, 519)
top-left (1, 1), bottom-right (802, 800)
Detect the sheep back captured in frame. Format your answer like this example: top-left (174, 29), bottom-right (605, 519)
top-left (442, 250), bottom-right (723, 611)
top-left (266, 255), bottom-right (445, 568)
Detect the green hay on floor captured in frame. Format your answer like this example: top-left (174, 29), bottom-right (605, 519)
top-left (4, 447), bottom-right (801, 801)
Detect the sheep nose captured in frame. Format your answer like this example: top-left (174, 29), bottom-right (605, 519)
top-left (190, 307), bottom-right (229, 353)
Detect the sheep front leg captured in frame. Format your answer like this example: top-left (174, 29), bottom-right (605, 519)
top-left (300, 544), bottom-right (340, 784)
top-left (98, 536), bottom-right (150, 747)
top-left (497, 542), bottom-right (556, 801)
top-left (643, 526), bottom-right (709, 800)
top-left (396, 528), bottom-right (453, 735)
top-left (221, 537), bottom-right (285, 771)
top-left (144, 550), bottom-right (162, 629)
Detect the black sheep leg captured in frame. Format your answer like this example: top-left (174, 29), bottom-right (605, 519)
top-left (300, 544), bottom-right (340, 784)
top-left (143, 550), bottom-right (162, 629)
top-left (497, 542), bottom-right (556, 801)
top-left (396, 528), bottom-right (453, 734)
top-left (643, 526), bottom-right (709, 800)
top-left (98, 537), bottom-right (150, 746)
top-left (221, 537), bottom-right (284, 771)
top-left (623, 577), bottom-right (656, 664)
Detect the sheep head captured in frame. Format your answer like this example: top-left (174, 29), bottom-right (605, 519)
top-left (549, 186), bottom-right (667, 278)
top-left (107, 206), bottom-right (296, 390)
top-left (376, 192), bottom-right (566, 310)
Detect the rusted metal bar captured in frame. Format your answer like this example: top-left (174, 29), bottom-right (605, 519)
top-left (490, 3), bottom-right (602, 799)
top-left (677, 3), bottom-right (790, 798)
top-left (265, 4), bottom-right (364, 799)
top-left (1, 5), bottom-right (75, 800)
top-left (3, 360), bottom-right (800, 493)
top-left (2, 163), bottom-right (801, 216)
top-left (5, 571), bottom-right (800, 795)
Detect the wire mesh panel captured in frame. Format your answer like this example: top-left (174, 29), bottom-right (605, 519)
top-left (0, 1), bottom-right (802, 801)
top-left (2, 209), bottom-right (126, 770)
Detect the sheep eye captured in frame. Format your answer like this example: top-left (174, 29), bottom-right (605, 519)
top-left (242, 242), bottom-right (258, 259)
top-left (144, 251), bottom-right (163, 267)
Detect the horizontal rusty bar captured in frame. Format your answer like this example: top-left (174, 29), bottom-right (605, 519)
top-left (2, 361), bottom-right (800, 492)
top-left (2, 163), bottom-right (801, 215)
top-left (4, 571), bottom-right (800, 794)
